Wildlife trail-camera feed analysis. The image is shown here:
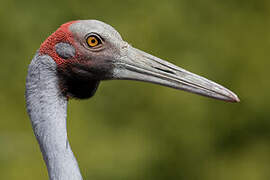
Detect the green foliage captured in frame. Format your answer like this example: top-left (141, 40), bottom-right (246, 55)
top-left (0, 0), bottom-right (269, 179)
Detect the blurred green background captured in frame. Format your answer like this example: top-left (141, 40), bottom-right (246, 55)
top-left (0, 0), bottom-right (270, 179)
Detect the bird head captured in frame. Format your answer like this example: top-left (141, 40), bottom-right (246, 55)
top-left (39, 20), bottom-right (239, 102)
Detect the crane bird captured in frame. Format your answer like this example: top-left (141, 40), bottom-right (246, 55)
top-left (25, 20), bottom-right (239, 180)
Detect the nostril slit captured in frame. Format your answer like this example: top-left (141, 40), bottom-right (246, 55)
top-left (155, 67), bottom-right (175, 75)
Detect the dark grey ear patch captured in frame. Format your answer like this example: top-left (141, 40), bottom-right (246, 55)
top-left (55, 43), bottom-right (75, 59)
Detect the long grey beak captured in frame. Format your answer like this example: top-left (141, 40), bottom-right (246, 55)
top-left (112, 46), bottom-right (240, 102)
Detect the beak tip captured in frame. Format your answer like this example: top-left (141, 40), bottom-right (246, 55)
top-left (228, 92), bottom-right (240, 103)
top-left (234, 96), bottom-right (240, 103)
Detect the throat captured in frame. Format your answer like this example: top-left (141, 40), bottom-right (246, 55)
top-left (60, 76), bottom-right (100, 99)
top-left (25, 54), bottom-right (83, 180)
top-left (57, 63), bottom-right (100, 99)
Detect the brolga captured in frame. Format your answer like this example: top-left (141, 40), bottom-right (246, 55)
top-left (25, 20), bottom-right (239, 180)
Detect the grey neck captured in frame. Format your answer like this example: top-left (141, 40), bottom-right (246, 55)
top-left (25, 53), bottom-right (83, 180)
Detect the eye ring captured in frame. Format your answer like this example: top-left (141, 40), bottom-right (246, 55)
top-left (86, 34), bottom-right (102, 48)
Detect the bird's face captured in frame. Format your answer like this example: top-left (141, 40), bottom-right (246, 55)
top-left (40, 20), bottom-right (239, 102)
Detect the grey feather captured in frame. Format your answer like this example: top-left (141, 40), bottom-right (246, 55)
top-left (25, 53), bottom-right (83, 180)
top-left (55, 43), bottom-right (76, 59)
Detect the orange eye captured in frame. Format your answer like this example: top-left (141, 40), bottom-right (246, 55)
top-left (87, 35), bottom-right (101, 47)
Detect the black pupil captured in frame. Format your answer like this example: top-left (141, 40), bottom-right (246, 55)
top-left (91, 39), bottom-right (96, 44)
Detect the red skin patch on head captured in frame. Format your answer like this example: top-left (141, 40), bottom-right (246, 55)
top-left (39, 21), bottom-right (78, 65)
